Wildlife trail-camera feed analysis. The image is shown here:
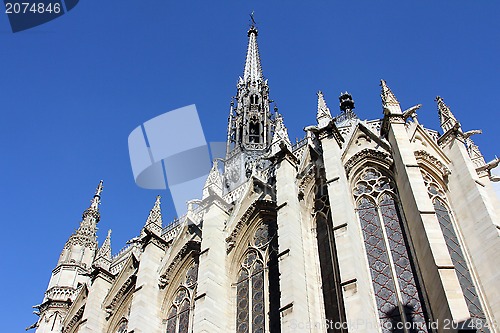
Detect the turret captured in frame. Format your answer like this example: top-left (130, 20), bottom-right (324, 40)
top-left (32, 181), bottom-right (104, 333)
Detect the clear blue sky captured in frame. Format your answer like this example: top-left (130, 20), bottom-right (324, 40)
top-left (1, 1), bottom-right (499, 331)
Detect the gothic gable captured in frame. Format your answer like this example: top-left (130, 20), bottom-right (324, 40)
top-left (102, 254), bottom-right (138, 320)
top-left (61, 284), bottom-right (88, 333)
top-left (342, 122), bottom-right (391, 167)
top-left (409, 124), bottom-right (451, 168)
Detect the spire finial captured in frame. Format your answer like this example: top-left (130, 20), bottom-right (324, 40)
top-left (435, 96), bottom-right (460, 132)
top-left (271, 113), bottom-right (291, 155)
top-left (316, 90), bottom-right (332, 127)
top-left (243, 17), bottom-right (263, 82)
top-left (94, 229), bottom-right (112, 270)
top-left (380, 79), bottom-right (402, 114)
top-left (203, 160), bottom-right (223, 199)
top-left (145, 195), bottom-right (162, 229)
top-left (90, 180), bottom-right (103, 210)
top-left (250, 11), bottom-right (257, 27)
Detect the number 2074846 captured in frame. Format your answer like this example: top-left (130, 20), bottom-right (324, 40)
top-left (5, 2), bottom-right (61, 14)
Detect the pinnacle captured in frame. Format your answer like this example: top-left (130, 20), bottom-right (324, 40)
top-left (243, 26), bottom-right (263, 82)
top-left (272, 113), bottom-right (291, 147)
top-left (380, 80), bottom-right (399, 106)
top-left (380, 79), bottom-right (402, 115)
top-left (317, 90), bottom-right (332, 121)
top-left (435, 96), bottom-right (459, 132)
top-left (146, 195), bottom-right (163, 227)
top-left (203, 160), bottom-right (223, 199)
top-left (89, 180), bottom-right (103, 211)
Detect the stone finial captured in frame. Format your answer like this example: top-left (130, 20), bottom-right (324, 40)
top-left (317, 90), bottom-right (333, 128)
top-left (435, 96), bottom-right (460, 133)
top-left (89, 180), bottom-right (103, 210)
top-left (143, 196), bottom-right (163, 236)
top-left (202, 160), bottom-right (223, 199)
top-left (147, 196), bottom-right (162, 226)
top-left (380, 79), bottom-right (402, 115)
top-left (243, 24), bottom-right (263, 82)
top-left (94, 229), bottom-right (112, 270)
top-left (271, 113), bottom-right (292, 155)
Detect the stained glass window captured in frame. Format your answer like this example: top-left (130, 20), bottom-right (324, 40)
top-left (315, 179), bottom-right (346, 332)
top-left (354, 167), bottom-right (429, 333)
top-left (236, 224), bottom-right (272, 333)
top-left (165, 260), bottom-right (199, 333)
top-left (421, 170), bottom-right (489, 332)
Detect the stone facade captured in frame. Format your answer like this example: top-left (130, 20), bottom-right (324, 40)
top-left (30, 25), bottom-right (500, 333)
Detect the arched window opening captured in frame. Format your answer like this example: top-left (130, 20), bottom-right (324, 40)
top-left (354, 167), bottom-right (429, 332)
top-left (165, 288), bottom-right (191, 333)
top-left (315, 179), bottom-right (346, 332)
top-left (249, 122), bottom-right (260, 143)
top-left (165, 259), bottom-right (199, 333)
top-left (235, 221), bottom-right (279, 333)
top-left (236, 251), bottom-right (265, 333)
top-left (421, 170), bottom-right (489, 332)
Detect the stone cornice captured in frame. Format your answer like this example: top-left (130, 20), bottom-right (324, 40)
top-left (316, 119), bottom-right (344, 146)
top-left (269, 142), bottom-right (298, 166)
top-left (381, 113), bottom-right (405, 138)
top-left (90, 265), bottom-right (116, 284)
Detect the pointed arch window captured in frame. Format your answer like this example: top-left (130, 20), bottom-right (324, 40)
top-left (353, 167), bottom-right (429, 332)
top-left (165, 260), bottom-right (199, 333)
top-left (421, 170), bottom-right (489, 332)
top-left (235, 221), bottom-right (278, 333)
top-left (249, 121), bottom-right (261, 143)
top-left (314, 179), bottom-right (346, 332)
top-left (236, 251), bottom-right (265, 333)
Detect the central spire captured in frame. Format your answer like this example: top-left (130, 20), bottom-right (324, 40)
top-left (243, 25), bottom-right (263, 83)
top-left (224, 20), bottom-right (274, 193)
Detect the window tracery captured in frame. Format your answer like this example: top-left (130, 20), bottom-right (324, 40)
top-left (421, 169), bottom-right (489, 332)
top-left (236, 223), bottom-right (272, 333)
top-left (353, 167), bottom-right (429, 332)
top-left (165, 260), bottom-right (199, 333)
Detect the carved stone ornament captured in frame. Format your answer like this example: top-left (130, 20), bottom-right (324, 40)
top-left (159, 240), bottom-right (201, 289)
top-left (297, 163), bottom-right (316, 200)
top-left (414, 150), bottom-right (451, 178)
top-left (62, 306), bottom-right (84, 333)
top-left (225, 199), bottom-right (276, 254)
top-left (344, 148), bottom-right (393, 177)
top-left (105, 275), bottom-right (136, 319)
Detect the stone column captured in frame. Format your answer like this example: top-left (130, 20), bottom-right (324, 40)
top-left (318, 128), bottom-right (380, 333)
top-left (274, 148), bottom-right (316, 332)
top-left (441, 135), bottom-right (500, 328)
top-left (79, 269), bottom-right (113, 333)
top-left (127, 235), bottom-right (165, 333)
top-left (385, 115), bottom-right (469, 327)
top-left (192, 200), bottom-right (230, 332)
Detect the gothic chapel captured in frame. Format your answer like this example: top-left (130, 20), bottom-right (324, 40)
top-left (30, 24), bottom-right (500, 333)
